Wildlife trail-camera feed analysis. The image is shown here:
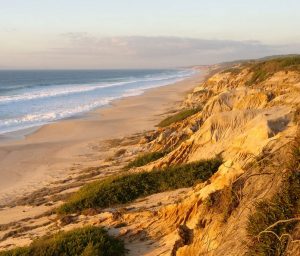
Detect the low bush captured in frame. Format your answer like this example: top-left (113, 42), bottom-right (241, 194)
top-left (221, 67), bottom-right (241, 75)
top-left (59, 158), bottom-right (222, 214)
top-left (0, 226), bottom-right (125, 256)
top-left (246, 55), bottom-right (300, 86)
top-left (158, 108), bottom-right (201, 128)
top-left (246, 147), bottom-right (300, 255)
top-left (124, 150), bottom-right (168, 170)
top-left (246, 69), bottom-right (269, 85)
top-left (280, 55), bottom-right (300, 68)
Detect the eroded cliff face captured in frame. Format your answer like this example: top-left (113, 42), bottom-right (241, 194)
top-left (1, 59), bottom-right (299, 256)
top-left (125, 62), bottom-right (300, 255)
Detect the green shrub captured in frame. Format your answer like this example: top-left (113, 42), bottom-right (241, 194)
top-left (59, 158), bottom-right (222, 214)
top-left (246, 170), bottom-right (300, 255)
top-left (246, 69), bottom-right (269, 85)
top-left (280, 55), bottom-right (300, 68)
top-left (245, 55), bottom-right (300, 86)
top-left (221, 67), bottom-right (241, 75)
top-left (124, 150), bottom-right (168, 170)
top-left (0, 226), bottom-right (125, 256)
top-left (158, 108), bottom-right (201, 128)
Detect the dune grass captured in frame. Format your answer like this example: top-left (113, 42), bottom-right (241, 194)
top-left (158, 108), bottom-right (200, 128)
top-left (246, 146), bottom-right (300, 255)
top-left (0, 226), bottom-right (125, 256)
top-left (58, 158), bottom-right (222, 214)
top-left (124, 150), bottom-right (169, 170)
top-left (221, 67), bottom-right (241, 75)
top-left (246, 56), bottom-right (300, 86)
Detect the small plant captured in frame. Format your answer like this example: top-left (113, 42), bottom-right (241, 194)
top-left (58, 158), bottom-right (222, 214)
top-left (124, 150), bottom-right (168, 170)
top-left (158, 108), bottom-right (201, 128)
top-left (246, 69), bottom-right (269, 85)
top-left (246, 146), bottom-right (300, 255)
top-left (0, 226), bottom-right (125, 256)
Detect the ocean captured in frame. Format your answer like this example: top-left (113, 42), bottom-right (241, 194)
top-left (0, 69), bottom-right (195, 135)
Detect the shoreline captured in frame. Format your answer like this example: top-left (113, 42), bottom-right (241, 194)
top-left (0, 69), bottom-right (206, 205)
top-left (0, 69), bottom-right (197, 143)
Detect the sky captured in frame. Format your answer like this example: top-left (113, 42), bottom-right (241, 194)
top-left (0, 0), bottom-right (299, 69)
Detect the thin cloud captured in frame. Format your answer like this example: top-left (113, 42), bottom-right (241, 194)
top-left (42, 33), bottom-right (291, 68)
top-left (55, 34), bottom-right (273, 57)
top-left (3, 33), bottom-right (300, 69)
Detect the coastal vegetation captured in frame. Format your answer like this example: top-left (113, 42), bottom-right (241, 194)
top-left (158, 108), bottom-right (201, 127)
top-left (0, 226), bottom-right (125, 256)
top-left (221, 55), bottom-right (300, 86)
top-left (246, 143), bottom-right (300, 255)
top-left (221, 67), bottom-right (241, 75)
top-left (124, 150), bottom-right (169, 170)
top-left (59, 158), bottom-right (222, 214)
top-left (246, 55), bottom-right (300, 86)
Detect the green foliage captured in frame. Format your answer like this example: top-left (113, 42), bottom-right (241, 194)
top-left (158, 108), bottom-right (201, 128)
top-left (221, 67), bottom-right (241, 75)
top-left (280, 55), bottom-right (300, 68)
top-left (59, 158), bottom-right (222, 214)
top-left (246, 55), bottom-right (300, 86)
top-left (81, 242), bottom-right (98, 256)
top-left (0, 226), bottom-right (125, 256)
top-left (124, 150), bottom-right (168, 170)
top-left (246, 69), bottom-right (269, 85)
top-left (246, 170), bottom-right (300, 255)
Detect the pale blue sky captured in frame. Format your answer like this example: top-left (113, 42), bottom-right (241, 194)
top-left (1, 0), bottom-right (299, 69)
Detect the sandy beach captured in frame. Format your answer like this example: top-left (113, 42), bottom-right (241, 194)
top-left (1, 2), bottom-right (298, 254)
top-left (0, 70), bottom-right (206, 206)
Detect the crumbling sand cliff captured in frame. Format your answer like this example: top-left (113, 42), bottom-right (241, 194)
top-left (1, 57), bottom-right (299, 256)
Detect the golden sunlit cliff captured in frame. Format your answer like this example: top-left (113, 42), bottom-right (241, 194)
top-left (1, 56), bottom-right (300, 256)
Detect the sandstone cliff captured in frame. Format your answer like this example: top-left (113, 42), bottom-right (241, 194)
top-left (1, 56), bottom-right (299, 256)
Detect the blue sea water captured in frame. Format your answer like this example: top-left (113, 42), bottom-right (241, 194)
top-left (0, 69), bottom-right (195, 134)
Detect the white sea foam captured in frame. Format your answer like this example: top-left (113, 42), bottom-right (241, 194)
top-left (0, 70), bottom-right (192, 104)
top-left (0, 82), bottom-right (128, 104)
top-left (0, 97), bottom-right (115, 133)
top-left (0, 69), bottom-right (196, 134)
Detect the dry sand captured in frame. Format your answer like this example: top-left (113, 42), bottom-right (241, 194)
top-left (0, 70), bottom-right (206, 205)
